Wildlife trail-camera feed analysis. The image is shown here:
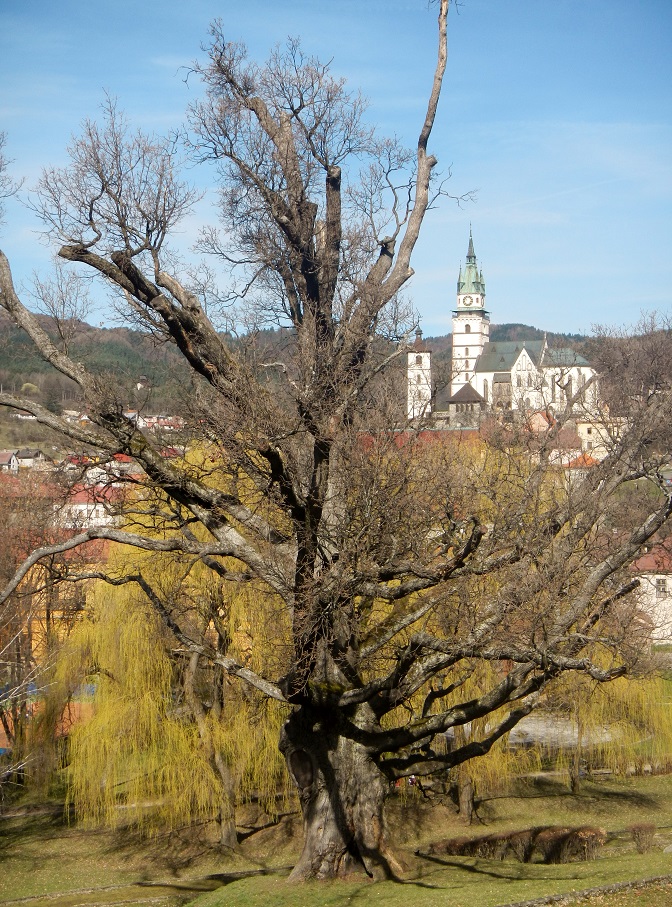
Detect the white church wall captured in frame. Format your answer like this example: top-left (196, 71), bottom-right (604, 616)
top-left (407, 349), bottom-right (432, 419)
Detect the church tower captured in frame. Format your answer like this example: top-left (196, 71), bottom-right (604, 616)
top-left (407, 328), bottom-right (432, 419)
top-left (451, 230), bottom-right (490, 395)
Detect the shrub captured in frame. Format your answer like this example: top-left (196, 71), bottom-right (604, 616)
top-left (424, 825), bottom-right (606, 864)
top-left (536, 826), bottom-right (606, 864)
top-left (629, 823), bottom-right (656, 853)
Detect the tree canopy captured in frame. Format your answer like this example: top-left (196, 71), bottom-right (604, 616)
top-left (2, 0), bottom-right (672, 881)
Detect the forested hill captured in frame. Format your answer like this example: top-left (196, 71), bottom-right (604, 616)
top-left (0, 312), bottom-right (588, 411)
top-left (421, 324), bottom-right (589, 359)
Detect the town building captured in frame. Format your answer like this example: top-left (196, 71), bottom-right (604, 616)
top-left (0, 450), bottom-right (19, 472)
top-left (406, 330), bottom-right (432, 419)
top-left (407, 233), bottom-right (598, 421)
top-left (632, 540), bottom-right (672, 642)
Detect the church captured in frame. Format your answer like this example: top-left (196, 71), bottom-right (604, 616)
top-left (408, 233), bottom-right (596, 421)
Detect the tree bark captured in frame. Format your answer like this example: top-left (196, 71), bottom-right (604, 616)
top-left (280, 705), bottom-right (402, 881)
top-left (457, 772), bottom-right (475, 824)
top-left (569, 714), bottom-right (585, 795)
top-left (183, 652), bottom-right (238, 849)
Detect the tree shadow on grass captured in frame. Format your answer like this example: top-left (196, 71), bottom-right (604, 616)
top-left (415, 851), bottom-right (582, 884)
top-left (0, 803), bottom-right (80, 852)
top-left (136, 866), bottom-right (292, 893)
top-left (237, 812), bottom-right (295, 843)
top-left (508, 775), bottom-right (662, 810)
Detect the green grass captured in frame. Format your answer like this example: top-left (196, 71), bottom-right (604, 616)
top-left (0, 806), bottom-right (236, 907)
top-left (3, 776), bottom-right (672, 907)
top-left (185, 857), bottom-right (672, 907)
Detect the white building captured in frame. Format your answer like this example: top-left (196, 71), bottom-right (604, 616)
top-left (0, 450), bottom-right (19, 472)
top-left (633, 541), bottom-right (672, 642)
top-left (407, 233), bottom-right (598, 419)
top-left (407, 329), bottom-right (432, 419)
top-left (451, 230), bottom-right (490, 396)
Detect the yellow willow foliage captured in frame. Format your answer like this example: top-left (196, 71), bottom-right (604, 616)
top-left (58, 576), bottom-right (290, 832)
top-left (549, 673), bottom-right (672, 777)
top-left (206, 698), bottom-right (291, 811)
top-left (382, 660), bottom-right (542, 798)
top-left (175, 442), bottom-right (292, 538)
top-left (441, 663), bottom-right (543, 797)
top-left (102, 540), bottom-right (291, 679)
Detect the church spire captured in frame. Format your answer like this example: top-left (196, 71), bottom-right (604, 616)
top-left (467, 226), bottom-right (476, 263)
top-left (457, 228), bottom-right (486, 297)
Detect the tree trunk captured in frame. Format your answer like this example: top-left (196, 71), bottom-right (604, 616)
top-left (569, 713), bottom-right (585, 795)
top-left (457, 771), bottom-right (475, 824)
top-left (280, 705), bottom-right (402, 881)
top-left (183, 653), bottom-right (238, 849)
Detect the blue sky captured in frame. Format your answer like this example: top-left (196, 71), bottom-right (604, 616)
top-left (1, 0), bottom-right (670, 336)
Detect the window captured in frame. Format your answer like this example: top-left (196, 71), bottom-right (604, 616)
top-left (464, 348), bottom-right (469, 356)
top-left (527, 374), bottom-right (533, 387)
top-left (656, 577), bottom-right (668, 599)
top-left (464, 360), bottom-right (469, 369)
top-left (415, 374), bottom-right (421, 384)
top-left (483, 379), bottom-right (489, 402)
top-left (415, 354), bottom-right (422, 366)
top-left (465, 324), bottom-right (471, 334)
top-left (517, 375), bottom-right (522, 388)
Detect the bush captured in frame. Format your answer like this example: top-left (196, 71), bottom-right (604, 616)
top-left (424, 825), bottom-right (606, 864)
top-left (535, 826), bottom-right (606, 864)
top-left (629, 823), bottom-right (656, 853)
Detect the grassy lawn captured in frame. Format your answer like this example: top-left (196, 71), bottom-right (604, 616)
top-left (186, 862), bottom-right (672, 907)
top-left (2, 775), bottom-right (672, 907)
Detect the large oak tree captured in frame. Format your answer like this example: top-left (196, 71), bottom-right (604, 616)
top-left (2, 1), bottom-right (672, 880)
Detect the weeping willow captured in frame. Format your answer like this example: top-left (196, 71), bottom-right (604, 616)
top-left (550, 672), bottom-right (672, 787)
top-left (54, 567), bottom-right (290, 834)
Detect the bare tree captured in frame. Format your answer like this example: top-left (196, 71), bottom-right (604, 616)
top-left (1, 2), bottom-right (672, 880)
top-left (0, 132), bottom-right (19, 226)
top-left (31, 264), bottom-right (92, 356)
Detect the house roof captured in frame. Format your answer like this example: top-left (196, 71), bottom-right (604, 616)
top-left (633, 539), bottom-right (672, 574)
top-left (564, 452), bottom-right (599, 469)
top-left (475, 340), bottom-right (545, 373)
top-left (65, 483), bottom-right (125, 505)
top-left (447, 383), bottom-right (485, 404)
top-left (474, 340), bottom-right (590, 375)
top-left (542, 347), bottom-right (590, 368)
top-left (0, 450), bottom-right (18, 465)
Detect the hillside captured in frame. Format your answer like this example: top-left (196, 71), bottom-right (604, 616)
top-left (0, 312), bottom-right (589, 415)
top-left (426, 323), bottom-right (589, 361)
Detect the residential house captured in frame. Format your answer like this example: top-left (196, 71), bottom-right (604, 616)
top-left (0, 450), bottom-right (19, 472)
top-left (16, 448), bottom-right (53, 470)
top-left (632, 540), bottom-right (672, 642)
